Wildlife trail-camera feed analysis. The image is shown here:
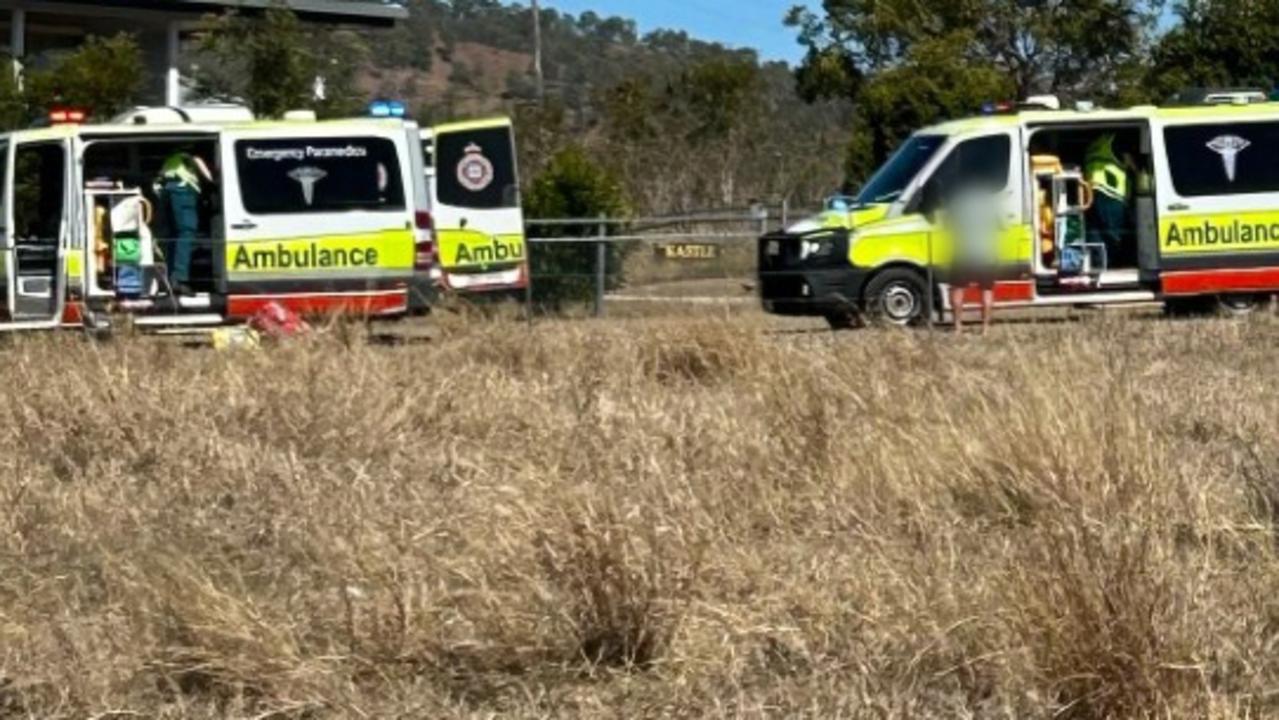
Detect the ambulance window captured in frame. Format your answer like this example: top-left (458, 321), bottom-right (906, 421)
top-left (234, 137), bottom-right (406, 215)
top-left (936, 135), bottom-right (1012, 191)
top-left (1164, 123), bottom-right (1279, 197)
top-left (434, 127), bottom-right (519, 209)
top-left (13, 144), bottom-right (65, 241)
top-left (856, 134), bottom-right (946, 204)
top-left (916, 134), bottom-right (1011, 212)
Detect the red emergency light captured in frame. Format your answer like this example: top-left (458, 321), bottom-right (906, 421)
top-left (48, 108), bottom-right (87, 125)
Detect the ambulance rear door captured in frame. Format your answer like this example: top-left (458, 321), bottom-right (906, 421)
top-left (218, 124), bottom-right (417, 315)
top-left (4, 135), bottom-right (71, 325)
top-left (429, 118), bottom-right (526, 292)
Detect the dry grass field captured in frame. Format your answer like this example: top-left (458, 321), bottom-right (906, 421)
top-left (5, 311), bottom-right (1279, 718)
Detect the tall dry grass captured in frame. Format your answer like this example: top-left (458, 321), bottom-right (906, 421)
top-left (3, 313), bottom-right (1279, 718)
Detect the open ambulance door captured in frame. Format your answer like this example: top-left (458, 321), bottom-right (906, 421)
top-left (429, 118), bottom-right (527, 293)
top-left (0, 137), bottom-right (71, 328)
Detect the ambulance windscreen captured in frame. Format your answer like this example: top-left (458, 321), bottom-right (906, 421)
top-left (856, 134), bottom-right (946, 205)
top-left (434, 127), bottom-right (519, 210)
top-left (234, 137), bottom-right (406, 215)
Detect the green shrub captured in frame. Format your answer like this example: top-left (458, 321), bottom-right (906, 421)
top-left (524, 146), bottom-right (629, 310)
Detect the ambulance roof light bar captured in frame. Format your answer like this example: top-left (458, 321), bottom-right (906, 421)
top-left (981, 95), bottom-right (1063, 116)
top-left (48, 107), bottom-right (87, 125)
top-left (368, 99), bottom-right (407, 119)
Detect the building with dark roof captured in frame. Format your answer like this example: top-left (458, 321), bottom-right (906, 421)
top-left (0, 1), bottom-right (407, 106)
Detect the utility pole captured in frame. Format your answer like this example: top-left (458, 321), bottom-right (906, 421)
top-left (531, 0), bottom-right (545, 104)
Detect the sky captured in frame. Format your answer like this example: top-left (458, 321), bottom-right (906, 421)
top-left (544, 0), bottom-right (813, 64)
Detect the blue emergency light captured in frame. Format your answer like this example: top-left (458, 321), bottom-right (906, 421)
top-left (980, 100), bottom-right (1016, 116)
top-left (368, 100), bottom-right (407, 118)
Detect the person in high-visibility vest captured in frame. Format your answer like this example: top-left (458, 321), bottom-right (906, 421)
top-left (1084, 134), bottom-right (1131, 268)
top-left (155, 151), bottom-right (213, 294)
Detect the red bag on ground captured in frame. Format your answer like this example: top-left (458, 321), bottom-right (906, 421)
top-left (247, 301), bottom-right (309, 339)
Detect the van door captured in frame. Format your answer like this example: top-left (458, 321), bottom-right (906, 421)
top-left (909, 129), bottom-right (1031, 283)
top-left (218, 126), bottom-right (416, 317)
top-left (7, 139), bottom-right (70, 322)
top-left (429, 118), bottom-right (527, 292)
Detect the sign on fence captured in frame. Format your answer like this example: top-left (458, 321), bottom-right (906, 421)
top-left (655, 243), bottom-right (721, 261)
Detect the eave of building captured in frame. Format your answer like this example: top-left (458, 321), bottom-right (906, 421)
top-left (1, 0), bottom-right (407, 26)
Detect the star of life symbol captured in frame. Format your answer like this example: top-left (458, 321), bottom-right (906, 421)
top-left (457, 143), bottom-right (495, 192)
top-left (288, 165), bottom-right (328, 206)
top-left (1207, 135), bottom-right (1251, 183)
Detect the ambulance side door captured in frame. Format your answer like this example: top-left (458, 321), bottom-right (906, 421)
top-left (219, 127), bottom-right (416, 298)
top-left (7, 137), bottom-right (70, 323)
top-left (910, 129), bottom-right (1030, 272)
top-left (0, 138), bottom-right (11, 319)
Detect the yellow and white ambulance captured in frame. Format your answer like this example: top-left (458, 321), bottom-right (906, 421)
top-left (0, 108), bottom-right (433, 331)
top-left (760, 93), bottom-right (1279, 327)
top-left (421, 117), bottom-right (527, 295)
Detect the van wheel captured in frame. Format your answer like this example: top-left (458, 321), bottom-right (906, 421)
top-left (1216, 293), bottom-right (1272, 317)
top-left (864, 268), bottom-right (928, 327)
top-left (1163, 297), bottom-right (1215, 317)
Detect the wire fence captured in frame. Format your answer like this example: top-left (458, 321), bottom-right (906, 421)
top-left (525, 202), bottom-right (811, 318)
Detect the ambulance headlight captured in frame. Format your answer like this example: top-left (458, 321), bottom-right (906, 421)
top-left (799, 237), bottom-right (835, 261)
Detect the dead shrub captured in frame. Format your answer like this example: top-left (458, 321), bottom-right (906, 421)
top-left (536, 502), bottom-right (702, 670)
top-left (638, 322), bottom-right (761, 385)
top-left (1007, 521), bottom-right (1202, 719)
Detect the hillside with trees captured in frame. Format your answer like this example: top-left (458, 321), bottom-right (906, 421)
top-left (362, 0), bottom-right (853, 215)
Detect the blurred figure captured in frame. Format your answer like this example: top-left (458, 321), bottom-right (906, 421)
top-left (945, 186), bottom-right (1002, 334)
top-left (1084, 134), bottom-right (1132, 268)
top-left (156, 149), bottom-right (214, 294)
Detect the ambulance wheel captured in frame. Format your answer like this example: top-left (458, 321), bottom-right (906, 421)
top-left (1163, 297), bottom-right (1215, 317)
top-left (864, 268), bottom-right (927, 327)
top-left (1216, 293), bottom-right (1272, 317)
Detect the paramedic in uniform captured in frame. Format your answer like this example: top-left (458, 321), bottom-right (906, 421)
top-left (945, 186), bottom-right (1002, 335)
top-left (1084, 135), bottom-right (1131, 268)
top-left (156, 151), bottom-right (214, 294)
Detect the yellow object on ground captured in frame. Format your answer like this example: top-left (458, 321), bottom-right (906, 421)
top-left (212, 327), bottom-right (261, 351)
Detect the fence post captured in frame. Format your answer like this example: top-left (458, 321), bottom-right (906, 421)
top-left (594, 215), bottom-right (607, 318)
top-left (926, 230), bottom-right (935, 336)
top-left (524, 236), bottom-right (535, 329)
top-left (781, 198), bottom-right (789, 230)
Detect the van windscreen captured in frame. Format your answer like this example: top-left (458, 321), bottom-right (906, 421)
top-left (434, 127), bottom-right (519, 210)
top-left (234, 137), bottom-right (405, 215)
top-left (856, 134), bottom-right (946, 205)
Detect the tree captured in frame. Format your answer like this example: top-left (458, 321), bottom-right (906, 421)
top-left (790, 0), bottom-right (1161, 98)
top-left (24, 34), bottom-right (146, 122)
top-left (788, 0), bottom-right (1161, 181)
top-left (847, 34), bottom-right (1012, 184)
top-left (192, 6), bottom-right (368, 119)
top-left (1148, 0), bottom-right (1279, 102)
top-left (524, 146), bottom-right (628, 309)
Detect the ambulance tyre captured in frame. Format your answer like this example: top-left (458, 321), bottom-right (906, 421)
top-left (1162, 297), bottom-right (1215, 317)
top-left (1216, 293), bottom-right (1272, 317)
top-left (864, 268), bottom-right (928, 327)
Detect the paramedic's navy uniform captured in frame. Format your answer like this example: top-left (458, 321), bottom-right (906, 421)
top-left (159, 153), bottom-right (203, 290)
top-left (1085, 135), bottom-right (1130, 268)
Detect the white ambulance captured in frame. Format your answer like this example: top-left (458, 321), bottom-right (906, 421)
top-left (0, 106), bottom-right (434, 331)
